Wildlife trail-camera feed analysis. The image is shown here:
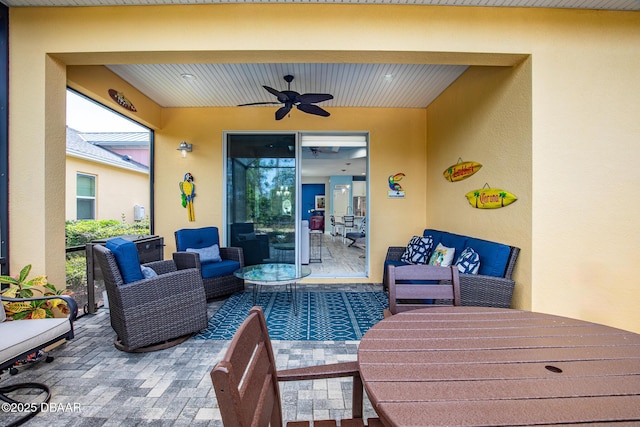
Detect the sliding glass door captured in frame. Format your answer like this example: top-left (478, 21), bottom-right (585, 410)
top-left (225, 131), bottom-right (368, 278)
top-left (226, 133), bottom-right (296, 265)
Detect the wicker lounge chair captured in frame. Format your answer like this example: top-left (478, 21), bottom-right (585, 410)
top-left (93, 244), bottom-right (208, 352)
top-left (174, 227), bottom-right (245, 299)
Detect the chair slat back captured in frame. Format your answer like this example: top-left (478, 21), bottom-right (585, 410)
top-left (211, 307), bottom-right (283, 427)
top-left (387, 264), bottom-right (461, 314)
top-left (343, 215), bottom-right (355, 227)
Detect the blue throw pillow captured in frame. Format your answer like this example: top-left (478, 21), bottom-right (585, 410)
top-left (455, 247), bottom-right (481, 274)
top-left (400, 235), bottom-right (434, 265)
top-left (106, 237), bottom-right (144, 284)
top-left (187, 244), bottom-right (222, 264)
top-left (140, 265), bottom-right (158, 279)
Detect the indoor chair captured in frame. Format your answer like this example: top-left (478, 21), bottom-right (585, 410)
top-left (341, 215), bottom-right (356, 243)
top-left (93, 241), bottom-right (208, 352)
top-left (211, 306), bottom-right (383, 427)
top-left (0, 294), bottom-right (77, 426)
top-left (385, 264), bottom-right (461, 317)
top-left (309, 215), bottom-right (325, 232)
top-left (229, 223), bottom-right (270, 266)
top-left (174, 226), bottom-right (245, 299)
top-left (329, 215), bottom-right (338, 241)
top-left (345, 217), bottom-right (366, 247)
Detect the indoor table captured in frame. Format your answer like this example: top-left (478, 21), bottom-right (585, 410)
top-left (358, 306), bottom-right (640, 426)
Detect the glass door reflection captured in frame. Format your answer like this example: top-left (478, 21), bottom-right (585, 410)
top-left (226, 134), bottom-right (296, 265)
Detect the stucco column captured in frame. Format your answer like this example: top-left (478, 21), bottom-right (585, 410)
top-left (9, 54), bottom-right (67, 287)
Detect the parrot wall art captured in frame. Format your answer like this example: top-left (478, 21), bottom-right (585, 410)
top-left (388, 173), bottom-right (406, 198)
top-left (179, 173), bottom-right (196, 221)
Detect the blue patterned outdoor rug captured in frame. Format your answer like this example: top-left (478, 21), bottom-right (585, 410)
top-left (194, 291), bottom-right (388, 341)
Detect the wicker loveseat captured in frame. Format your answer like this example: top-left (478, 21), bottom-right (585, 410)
top-left (384, 229), bottom-right (519, 308)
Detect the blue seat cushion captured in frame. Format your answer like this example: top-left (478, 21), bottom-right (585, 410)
top-left (345, 232), bottom-right (365, 240)
top-left (466, 237), bottom-right (511, 277)
top-left (175, 227), bottom-right (220, 251)
top-left (423, 229), bottom-right (511, 277)
top-left (201, 259), bottom-right (240, 279)
top-left (385, 259), bottom-right (407, 272)
top-left (106, 237), bottom-right (143, 284)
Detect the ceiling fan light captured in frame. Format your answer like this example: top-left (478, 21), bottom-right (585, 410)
top-left (301, 134), bottom-right (367, 147)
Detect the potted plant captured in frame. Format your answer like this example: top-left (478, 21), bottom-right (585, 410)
top-left (0, 264), bottom-right (72, 320)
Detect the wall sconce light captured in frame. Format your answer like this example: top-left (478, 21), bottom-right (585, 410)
top-left (177, 141), bottom-right (192, 158)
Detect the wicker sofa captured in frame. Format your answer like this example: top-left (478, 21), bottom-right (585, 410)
top-left (384, 229), bottom-right (519, 308)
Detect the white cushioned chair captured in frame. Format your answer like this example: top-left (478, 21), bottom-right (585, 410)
top-left (0, 294), bottom-right (77, 426)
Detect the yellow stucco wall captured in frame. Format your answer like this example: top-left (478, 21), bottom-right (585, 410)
top-left (427, 61), bottom-right (532, 309)
top-left (7, 5), bottom-right (640, 332)
top-left (65, 157), bottom-right (150, 223)
top-left (155, 106), bottom-right (427, 284)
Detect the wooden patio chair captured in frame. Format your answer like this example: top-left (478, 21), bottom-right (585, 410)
top-left (211, 306), bottom-right (382, 427)
top-left (385, 264), bottom-right (461, 317)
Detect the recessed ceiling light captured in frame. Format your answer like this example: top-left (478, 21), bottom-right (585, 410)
top-left (181, 73), bottom-right (196, 80)
top-left (384, 73), bottom-right (393, 82)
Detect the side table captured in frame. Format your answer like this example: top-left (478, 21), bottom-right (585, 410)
top-left (309, 230), bottom-right (323, 263)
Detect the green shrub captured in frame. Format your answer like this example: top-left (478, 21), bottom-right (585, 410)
top-left (65, 252), bottom-right (87, 294)
top-left (65, 219), bottom-right (151, 299)
top-left (66, 218), bottom-right (150, 247)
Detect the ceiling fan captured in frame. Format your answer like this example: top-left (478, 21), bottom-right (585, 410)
top-left (238, 75), bottom-right (333, 120)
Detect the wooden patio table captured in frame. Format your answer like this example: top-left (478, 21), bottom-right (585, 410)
top-left (357, 306), bottom-right (640, 426)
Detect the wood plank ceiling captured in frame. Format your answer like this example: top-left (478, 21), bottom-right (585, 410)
top-left (4, 0), bottom-right (636, 110)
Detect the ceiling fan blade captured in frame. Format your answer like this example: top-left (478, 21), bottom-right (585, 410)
top-left (275, 104), bottom-right (292, 120)
top-left (297, 103), bottom-right (330, 117)
top-left (296, 93), bottom-right (334, 104)
top-left (237, 101), bottom-right (281, 106)
top-left (263, 86), bottom-right (289, 103)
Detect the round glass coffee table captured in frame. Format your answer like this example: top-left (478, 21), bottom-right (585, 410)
top-left (234, 263), bottom-right (311, 315)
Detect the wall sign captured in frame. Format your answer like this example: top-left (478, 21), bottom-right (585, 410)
top-left (388, 173), bottom-right (405, 198)
top-left (108, 89), bottom-right (137, 112)
top-left (443, 159), bottom-right (482, 182)
top-left (465, 183), bottom-right (517, 209)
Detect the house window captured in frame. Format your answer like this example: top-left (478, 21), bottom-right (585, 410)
top-left (76, 173), bottom-right (96, 220)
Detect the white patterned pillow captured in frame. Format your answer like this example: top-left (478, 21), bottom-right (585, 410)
top-left (400, 236), bottom-right (434, 265)
top-left (455, 247), bottom-right (481, 274)
top-left (428, 243), bottom-right (456, 267)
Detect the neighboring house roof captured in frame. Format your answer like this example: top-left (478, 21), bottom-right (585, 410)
top-left (66, 127), bottom-right (149, 174)
top-left (79, 131), bottom-right (150, 149)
